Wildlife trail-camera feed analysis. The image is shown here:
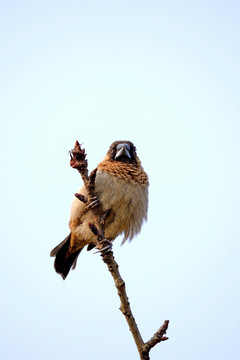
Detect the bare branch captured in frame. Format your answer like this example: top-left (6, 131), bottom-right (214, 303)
top-left (100, 249), bottom-right (146, 359)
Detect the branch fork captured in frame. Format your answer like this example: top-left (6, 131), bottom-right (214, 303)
top-left (69, 140), bottom-right (169, 359)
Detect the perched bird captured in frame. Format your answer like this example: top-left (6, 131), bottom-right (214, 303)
top-left (50, 141), bottom-right (149, 279)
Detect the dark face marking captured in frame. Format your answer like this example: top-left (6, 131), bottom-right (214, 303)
top-left (109, 141), bottom-right (137, 163)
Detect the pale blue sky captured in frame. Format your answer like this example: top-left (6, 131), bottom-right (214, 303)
top-left (0, 1), bottom-right (239, 359)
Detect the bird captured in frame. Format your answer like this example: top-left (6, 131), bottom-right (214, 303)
top-left (50, 140), bottom-right (149, 279)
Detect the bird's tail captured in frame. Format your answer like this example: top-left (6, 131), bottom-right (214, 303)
top-left (50, 233), bottom-right (82, 280)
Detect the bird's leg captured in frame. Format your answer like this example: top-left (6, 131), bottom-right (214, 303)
top-left (84, 196), bottom-right (100, 212)
top-left (75, 193), bottom-right (100, 212)
top-left (94, 239), bottom-right (113, 254)
top-left (89, 209), bottom-right (112, 253)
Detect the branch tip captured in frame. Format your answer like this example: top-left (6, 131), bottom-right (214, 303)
top-left (69, 140), bottom-right (88, 175)
top-left (160, 336), bottom-right (169, 341)
top-left (75, 193), bottom-right (88, 203)
top-left (143, 319), bottom-right (169, 357)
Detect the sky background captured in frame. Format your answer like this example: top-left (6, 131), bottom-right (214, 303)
top-left (0, 1), bottom-right (239, 359)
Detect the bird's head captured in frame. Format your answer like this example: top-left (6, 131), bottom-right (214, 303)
top-left (107, 141), bottom-right (138, 164)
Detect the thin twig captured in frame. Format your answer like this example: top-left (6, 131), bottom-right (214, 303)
top-left (69, 140), bottom-right (169, 359)
top-left (142, 320), bottom-right (169, 359)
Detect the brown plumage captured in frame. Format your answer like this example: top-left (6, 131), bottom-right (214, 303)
top-left (50, 141), bottom-right (149, 279)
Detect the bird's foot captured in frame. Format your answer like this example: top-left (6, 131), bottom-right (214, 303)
top-left (84, 196), bottom-right (100, 212)
top-left (94, 239), bottom-right (113, 254)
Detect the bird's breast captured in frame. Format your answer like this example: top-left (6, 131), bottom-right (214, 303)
top-left (95, 170), bottom-right (148, 242)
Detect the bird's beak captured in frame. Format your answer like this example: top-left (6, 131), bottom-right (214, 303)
top-left (115, 144), bottom-right (131, 160)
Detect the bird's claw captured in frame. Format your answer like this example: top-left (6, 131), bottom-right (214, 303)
top-left (84, 196), bottom-right (100, 212)
top-left (94, 239), bottom-right (113, 254)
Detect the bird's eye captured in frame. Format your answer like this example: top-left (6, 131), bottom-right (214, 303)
top-left (116, 143), bottom-right (131, 151)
